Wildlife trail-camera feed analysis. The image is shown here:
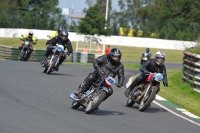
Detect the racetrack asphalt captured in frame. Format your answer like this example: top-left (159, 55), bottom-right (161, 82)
top-left (0, 60), bottom-right (199, 133)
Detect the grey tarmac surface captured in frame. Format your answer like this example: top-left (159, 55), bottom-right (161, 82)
top-left (0, 60), bottom-right (199, 133)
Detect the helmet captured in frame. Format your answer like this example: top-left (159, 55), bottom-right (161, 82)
top-left (60, 30), bottom-right (68, 41)
top-left (155, 51), bottom-right (165, 65)
top-left (28, 31), bottom-right (33, 37)
top-left (146, 48), bottom-right (150, 53)
top-left (109, 48), bottom-right (122, 63)
top-left (57, 26), bottom-right (64, 34)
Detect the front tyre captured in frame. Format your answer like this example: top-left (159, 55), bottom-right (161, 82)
top-left (138, 87), bottom-right (157, 112)
top-left (71, 101), bottom-right (81, 109)
top-left (46, 56), bottom-right (58, 74)
top-left (20, 51), bottom-right (25, 61)
top-left (85, 90), bottom-right (106, 114)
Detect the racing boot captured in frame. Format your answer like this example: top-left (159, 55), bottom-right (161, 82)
top-left (125, 87), bottom-right (132, 97)
top-left (74, 82), bottom-right (85, 97)
top-left (40, 57), bottom-right (47, 67)
top-left (125, 81), bottom-right (137, 97)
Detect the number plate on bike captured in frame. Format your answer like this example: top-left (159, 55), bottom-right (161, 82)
top-left (105, 77), bottom-right (116, 86)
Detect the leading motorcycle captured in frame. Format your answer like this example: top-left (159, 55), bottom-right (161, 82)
top-left (126, 72), bottom-right (163, 112)
top-left (69, 75), bottom-right (117, 114)
top-left (43, 44), bottom-right (65, 74)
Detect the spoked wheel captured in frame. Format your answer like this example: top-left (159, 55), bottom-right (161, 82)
top-left (46, 56), bottom-right (58, 74)
top-left (71, 101), bottom-right (81, 109)
top-left (138, 87), bottom-right (157, 112)
top-left (85, 90), bottom-right (106, 114)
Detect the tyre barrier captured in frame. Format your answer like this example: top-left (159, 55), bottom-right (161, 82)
top-left (0, 45), bottom-right (96, 63)
top-left (182, 50), bottom-right (200, 93)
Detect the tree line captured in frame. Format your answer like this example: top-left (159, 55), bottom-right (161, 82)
top-left (1, 0), bottom-right (200, 41)
top-left (0, 0), bottom-right (68, 30)
top-left (83, 0), bottom-right (200, 41)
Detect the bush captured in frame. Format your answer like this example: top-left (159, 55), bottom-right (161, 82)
top-left (186, 37), bottom-right (200, 54)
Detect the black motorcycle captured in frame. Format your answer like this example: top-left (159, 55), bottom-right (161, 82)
top-left (43, 44), bottom-right (65, 74)
top-left (20, 38), bottom-right (36, 61)
top-left (141, 52), bottom-right (150, 65)
top-left (69, 75), bottom-right (117, 114)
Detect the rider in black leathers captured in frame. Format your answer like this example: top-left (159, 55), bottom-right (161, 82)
top-left (125, 51), bottom-right (168, 97)
top-left (41, 30), bottom-right (73, 70)
top-left (74, 48), bottom-right (125, 99)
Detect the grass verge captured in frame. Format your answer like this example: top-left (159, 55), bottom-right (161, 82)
top-left (158, 70), bottom-right (200, 117)
top-left (0, 37), bottom-right (183, 62)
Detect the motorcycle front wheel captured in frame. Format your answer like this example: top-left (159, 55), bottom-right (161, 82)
top-left (85, 90), bottom-right (106, 114)
top-left (138, 87), bottom-right (157, 112)
top-left (46, 56), bottom-right (58, 74)
top-left (20, 51), bottom-right (25, 61)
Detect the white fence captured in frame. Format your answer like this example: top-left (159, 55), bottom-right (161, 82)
top-left (0, 28), bottom-right (196, 50)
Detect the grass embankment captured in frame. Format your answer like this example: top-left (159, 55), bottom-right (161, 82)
top-left (159, 70), bottom-right (200, 117)
top-left (0, 37), bottom-right (183, 62)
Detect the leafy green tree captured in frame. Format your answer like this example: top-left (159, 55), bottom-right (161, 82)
top-left (78, 4), bottom-right (111, 35)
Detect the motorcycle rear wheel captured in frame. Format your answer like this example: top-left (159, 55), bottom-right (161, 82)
top-left (138, 87), bottom-right (157, 112)
top-left (85, 90), bottom-right (106, 114)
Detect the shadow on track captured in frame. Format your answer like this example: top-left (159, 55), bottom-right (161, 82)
top-left (73, 107), bottom-right (125, 116)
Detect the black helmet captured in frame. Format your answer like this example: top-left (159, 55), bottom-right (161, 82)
top-left (57, 26), bottom-right (64, 34)
top-left (155, 51), bottom-right (165, 65)
top-left (146, 48), bottom-right (150, 53)
top-left (109, 48), bottom-right (122, 63)
top-left (60, 30), bottom-right (68, 41)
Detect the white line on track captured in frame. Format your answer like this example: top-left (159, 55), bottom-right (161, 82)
top-left (153, 101), bottom-right (200, 127)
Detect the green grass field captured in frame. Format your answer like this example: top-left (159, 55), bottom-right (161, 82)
top-left (159, 70), bottom-right (200, 117)
top-left (0, 37), bottom-right (184, 62)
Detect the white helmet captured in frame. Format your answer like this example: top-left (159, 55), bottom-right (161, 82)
top-left (155, 51), bottom-right (165, 65)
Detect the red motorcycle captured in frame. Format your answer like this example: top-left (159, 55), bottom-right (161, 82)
top-left (126, 72), bottom-right (163, 112)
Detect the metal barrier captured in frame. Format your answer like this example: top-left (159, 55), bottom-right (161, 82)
top-left (182, 50), bottom-right (200, 93)
top-left (0, 45), bottom-right (95, 63)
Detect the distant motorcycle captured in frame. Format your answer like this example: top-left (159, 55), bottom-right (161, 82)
top-left (20, 38), bottom-right (36, 61)
top-left (69, 75), bottom-right (117, 114)
top-left (141, 52), bottom-right (149, 65)
top-left (126, 71), bottom-right (163, 112)
top-left (43, 44), bottom-right (65, 74)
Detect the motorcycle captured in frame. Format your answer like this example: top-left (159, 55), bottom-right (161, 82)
top-left (20, 38), bottom-right (35, 61)
top-left (43, 44), bottom-right (65, 74)
top-left (126, 72), bottom-right (163, 112)
top-left (69, 75), bottom-right (117, 114)
top-left (141, 52), bottom-right (149, 65)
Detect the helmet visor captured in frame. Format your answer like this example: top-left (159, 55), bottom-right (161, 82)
top-left (156, 57), bottom-right (165, 65)
top-left (112, 55), bottom-right (119, 61)
top-left (61, 35), bottom-right (67, 40)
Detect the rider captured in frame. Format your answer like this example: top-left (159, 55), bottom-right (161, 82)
top-left (47, 26), bottom-right (64, 40)
top-left (19, 31), bottom-right (37, 56)
top-left (140, 48), bottom-right (152, 65)
top-left (41, 29), bottom-right (73, 70)
top-left (125, 51), bottom-right (168, 97)
top-left (74, 48), bottom-right (125, 99)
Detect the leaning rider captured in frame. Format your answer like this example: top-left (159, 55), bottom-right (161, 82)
top-left (73, 48), bottom-right (125, 100)
top-left (125, 51), bottom-right (168, 97)
top-left (19, 31), bottom-right (37, 56)
top-left (41, 30), bottom-right (73, 71)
